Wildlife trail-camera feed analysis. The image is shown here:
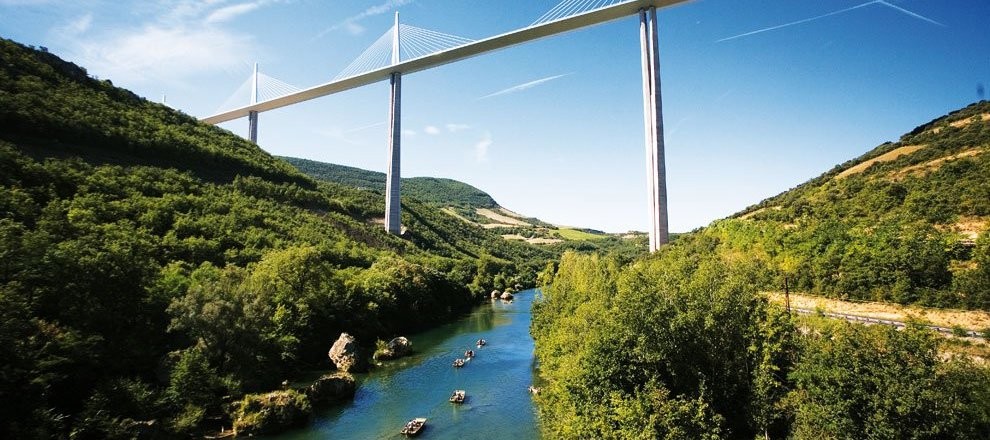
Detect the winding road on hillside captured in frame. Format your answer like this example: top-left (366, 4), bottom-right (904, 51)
top-left (791, 307), bottom-right (984, 338)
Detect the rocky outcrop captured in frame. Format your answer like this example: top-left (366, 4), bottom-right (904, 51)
top-left (500, 291), bottom-right (514, 300)
top-left (307, 373), bottom-right (356, 406)
top-left (230, 390), bottom-right (311, 436)
top-left (491, 290), bottom-right (501, 299)
top-left (328, 333), bottom-right (368, 373)
top-left (374, 336), bottom-right (413, 361)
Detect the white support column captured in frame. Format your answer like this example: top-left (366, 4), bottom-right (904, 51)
top-left (639, 7), bottom-right (669, 252)
top-left (248, 63), bottom-right (259, 143)
top-left (384, 13), bottom-right (402, 235)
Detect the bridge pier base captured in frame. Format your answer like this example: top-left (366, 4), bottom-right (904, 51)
top-left (639, 7), bottom-right (668, 252)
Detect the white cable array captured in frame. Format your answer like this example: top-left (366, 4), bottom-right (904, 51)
top-left (531, 0), bottom-right (624, 26)
top-left (334, 23), bottom-right (474, 80)
top-left (399, 24), bottom-right (474, 59)
top-left (257, 73), bottom-right (301, 102)
top-left (216, 71), bottom-right (302, 113)
top-left (335, 28), bottom-right (396, 80)
top-left (216, 75), bottom-right (253, 113)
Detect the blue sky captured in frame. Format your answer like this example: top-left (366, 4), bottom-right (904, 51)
top-left (1, 0), bottom-right (987, 232)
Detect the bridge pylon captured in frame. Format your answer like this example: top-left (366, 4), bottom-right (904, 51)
top-left (248, 62), bottom-right (259, 143)
top-left (639, 7), bottom-right (669, 252)
top-left (384, 12), bottom-right (402, 235)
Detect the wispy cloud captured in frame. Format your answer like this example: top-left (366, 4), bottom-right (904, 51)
top-left (478, 73), bottom-right (572, 100)
top-left (445, 123), bottom-right (470, 133)
top-left (876, 0), bottom-right (944, 26)
top-left (54, 12), bottom-right (93, 38)
top-left (424, 125), bottom-right (440, 135)
top-left (0, 0), bottom-right (57, 5)
top-left (316, 0), bottom-right (413, 38)
top-left (206, 1), bottom-right (272, 24)
top-left (717, 0), bottom-right (943, 43)
top-left (474, 132), bottom-right (492, 162)
top-left (345, 120), bottom-right (386, 133)
top-left (74, 26), bottom-right (253, 85)
top-left (54, 1), bottom-right (288, 88)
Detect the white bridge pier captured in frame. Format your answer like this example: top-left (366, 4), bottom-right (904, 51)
top-left (203, 0), bottom-right (691, 250)
top-left (385, 13), bottom-right (402, 235)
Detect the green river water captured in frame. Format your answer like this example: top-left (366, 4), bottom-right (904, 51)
top-left (273, 289), bottom-right (542, 439)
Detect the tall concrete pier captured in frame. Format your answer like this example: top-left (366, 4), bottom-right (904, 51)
top-left (384, 13), bottom-right (402, 235)
top-left (248, 63), bottom-right (259, 143)
top-left (639, 7), bottom-right (669, 251)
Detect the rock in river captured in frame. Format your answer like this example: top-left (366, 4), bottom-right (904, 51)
top-left (328, 333), bottom-right (368, 373)
top-left (374, 336), bottom-right (413, 361)
top-left (307, 373), bottom-right (356, 406)
top-left (500, 291), bottom-right (514, 300)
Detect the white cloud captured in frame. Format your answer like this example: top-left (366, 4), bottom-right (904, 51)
top-left (424, 125), bottom-right (440, 135)
top-left (0, 0), bottom-right (56, 5)
top-left (53, 1), bottom-right (287, 88)
top-left (74, 25), bottom-right (252, 85)
top-left (206, 1), bottom-right (266, 24)
top-left (478, 73), bottom-right (572, 100)
top-left (316, 0), bottom-right (413, 38)
top-left (445, 123), bottom-right (470, 133)
top-left (53, 13), bottom-right (93, 39)
top-left (474, 132), bottom-right (492, 162)
top-left (402, 129), bottom-right (417, 137)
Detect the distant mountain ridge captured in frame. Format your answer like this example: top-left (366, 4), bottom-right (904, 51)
top-left (281, 157), bottom-right (499, 208)
top-left (281, 156), bottom-right (640, 246)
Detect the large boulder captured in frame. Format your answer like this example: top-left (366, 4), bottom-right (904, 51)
top-left (307, 373), bottom-right (356, 406)
top-left (374, 336), bottom-right (413, 361)
top-left (490, 290), bottom-right (501, 299)
top-left (328, 333), bottom-right (368, 373)
top-left (500, 291), bottom-right (514, 300)
top-left (230, 389), bottom-right (311, 436)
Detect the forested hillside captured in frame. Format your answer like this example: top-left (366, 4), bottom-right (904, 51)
top-left (532, 102), bottom-right (990, 439)
top-left (282, 157), bottom-right (499, 208)
top-left (718, 102), bottom-right (990, 309)
top-left (0, 38), bottom-right (550, 438)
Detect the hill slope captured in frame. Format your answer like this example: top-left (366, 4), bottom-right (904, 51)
top-left (282, 157), bottom-right (498, 208)
top-left (0, 38), bottom-right (552, 438)
top-left (282, 156), bottom-right (636, 247)
top-left (688, 101), bottom-right (990, 309)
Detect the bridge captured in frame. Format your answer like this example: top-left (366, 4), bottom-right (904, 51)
top-left (201, 0), bottom-right (694, 252)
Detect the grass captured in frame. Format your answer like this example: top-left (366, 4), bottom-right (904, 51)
top-left (556, 228), bottom-right (607, 241)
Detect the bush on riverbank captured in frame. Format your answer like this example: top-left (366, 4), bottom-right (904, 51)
top-left (230, 390), bottom-right (311, 436)
top-left (532, 251), bottom-right (990, 438)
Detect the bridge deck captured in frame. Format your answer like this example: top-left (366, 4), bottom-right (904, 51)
top-left (201, 0), bottom-right (691, 124)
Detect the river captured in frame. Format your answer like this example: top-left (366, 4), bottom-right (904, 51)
top-left (273, 289), bottom-right (542, 439)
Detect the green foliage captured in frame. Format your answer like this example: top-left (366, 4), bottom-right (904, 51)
top-left (789, 324), bottom-right (990, 439)
top-left (532, 251), bottom-right (795, 438)
top-left (230, 389), bottom-right (311, 436)
top-left (0, 39), bottom-right (550, 438)
top-left (720, 101), bottom-right (990, 309)
top-left (533, 250), bottom-right (990, 438)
